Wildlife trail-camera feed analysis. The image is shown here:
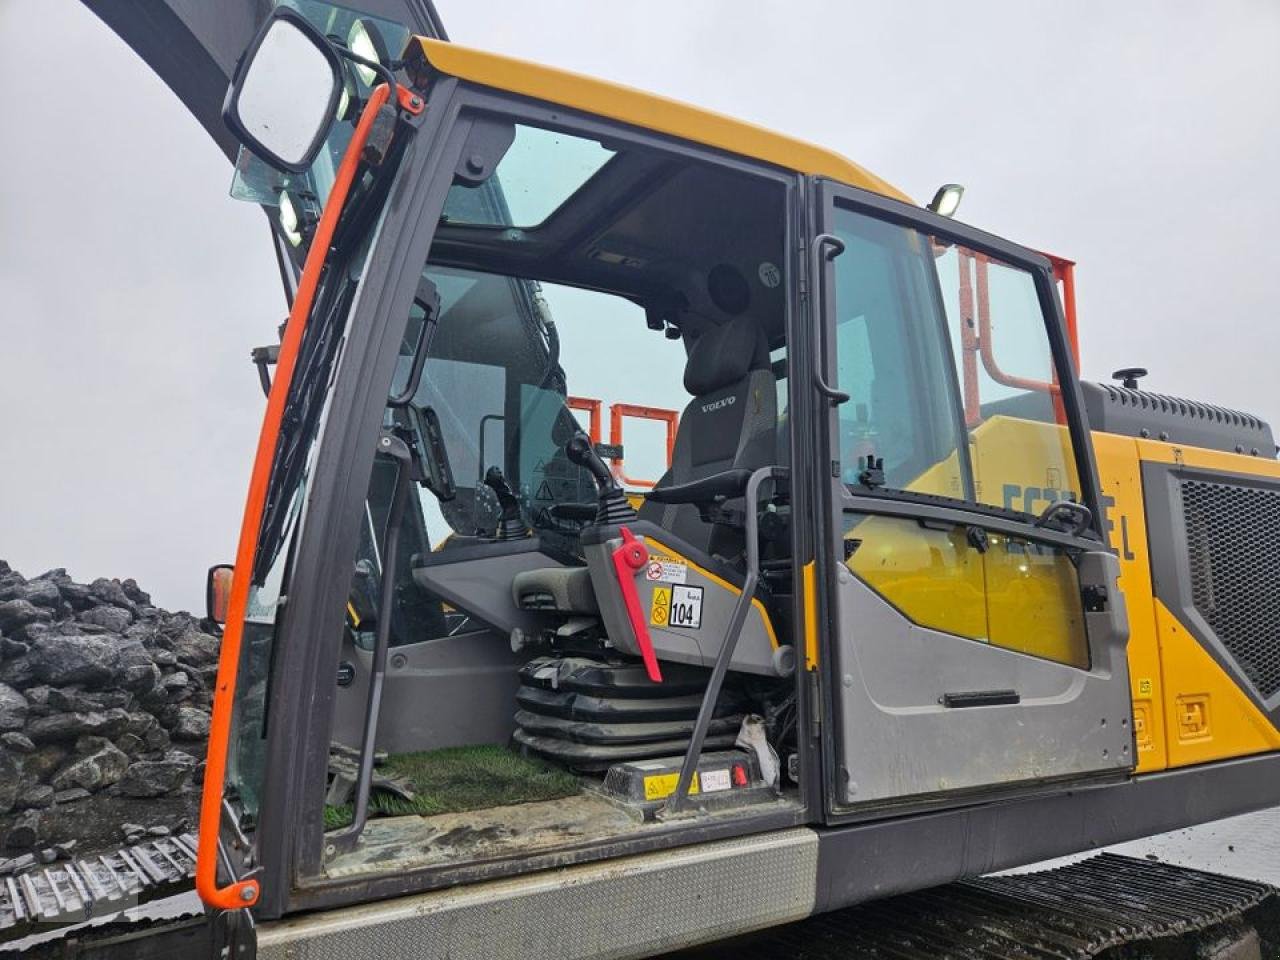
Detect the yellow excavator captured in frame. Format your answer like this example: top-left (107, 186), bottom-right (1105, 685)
top-left (6, 3), bottom-right (1279, 957)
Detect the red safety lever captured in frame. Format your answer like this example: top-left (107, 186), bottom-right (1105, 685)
top-left (611, 527), bottom-right (663, 682)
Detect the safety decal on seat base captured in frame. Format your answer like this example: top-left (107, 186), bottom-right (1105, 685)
top-left (645, 556), bottom-right (687, 583)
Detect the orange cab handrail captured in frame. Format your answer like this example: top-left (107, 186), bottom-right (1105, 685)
top-left (196, 83), bottom-right (396, 911)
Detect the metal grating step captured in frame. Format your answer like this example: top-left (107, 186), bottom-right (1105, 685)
top-left (0, 834), bottom-right (198, 943)
top-left (679, 853), bottom-right (1277, 959)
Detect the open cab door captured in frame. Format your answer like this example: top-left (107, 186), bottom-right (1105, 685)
top-left (809, 181), bottom-right (1135, 815)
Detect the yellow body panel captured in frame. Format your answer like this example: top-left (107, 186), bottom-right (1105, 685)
top-left (1136, 436), bottom-right (1280, 478)
top-left (802, 561), bottom-right (819, 670)
top-left (1092, 431), bottom-right (1280, 770)
top-left (1090, 431), bottom-right (1168, 771)
top-left (1154, 599), bottom-right (1280, 765)
top-left (968, 415), bottom-right (1082, 513)
top-left (413, 38), bottom-right (912, 204)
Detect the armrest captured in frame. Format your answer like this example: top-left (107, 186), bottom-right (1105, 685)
top-left (549, 502), bottom-right (598, 522)
top-left (645, 468), bottom-right (752, 505)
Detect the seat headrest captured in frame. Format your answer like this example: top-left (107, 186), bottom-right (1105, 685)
top-left (683, 316), bottom-right (769, 396)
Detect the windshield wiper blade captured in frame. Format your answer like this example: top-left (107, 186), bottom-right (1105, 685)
top-left (252, 272), bottom-right (357, 583)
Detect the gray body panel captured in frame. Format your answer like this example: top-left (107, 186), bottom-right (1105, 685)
top-left (584, 534), bottom-right (784, 677)
top-left (830, 551), bottom-right (1133, 806)
top-left (332, 629), bottom-right (524, 753)
top-left (1081, 380), bottom-right (1275, 457)
top-left (255, 752), bottom-right (1280, 956)
top-left (259, 830), bottom-right (817, 960)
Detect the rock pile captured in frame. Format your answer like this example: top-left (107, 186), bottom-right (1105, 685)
top-left (0, 560), bottom-right (216, 857)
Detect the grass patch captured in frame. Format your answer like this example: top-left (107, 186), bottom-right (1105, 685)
top-left (325, 744), bottom-right (580, 830)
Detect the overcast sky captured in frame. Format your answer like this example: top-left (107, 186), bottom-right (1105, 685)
top-left (2, 1), bottom-right (1278, 612)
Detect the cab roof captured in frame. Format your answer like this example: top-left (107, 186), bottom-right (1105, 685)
top-left (413, 38), bottom-right (913, 205)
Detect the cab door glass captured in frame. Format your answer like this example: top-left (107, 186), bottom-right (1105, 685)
top-left (830, 205), bottom-right (1090, 669)
top-left (985, 532), bottom-right (1090, 668)
top-left (843, 512), bottom-right (987, 641)
top-left (935, 245), bottom-right (1082, 514)
top-left (831, 209), bottom-right (965, 499)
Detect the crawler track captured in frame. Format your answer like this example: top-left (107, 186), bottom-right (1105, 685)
top-left (0, 834), bottom-right (197, 943)
top-left (683, 853), bottom-right (1277, 959)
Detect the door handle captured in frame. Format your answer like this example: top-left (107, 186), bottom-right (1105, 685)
top-left (1035, 499), bottom-right (1093, 537)
top-left (811, 232), bottom-right (849, 404)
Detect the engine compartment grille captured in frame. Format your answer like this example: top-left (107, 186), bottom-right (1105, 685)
top-left (1182, 478), bottom-right (1280, 699)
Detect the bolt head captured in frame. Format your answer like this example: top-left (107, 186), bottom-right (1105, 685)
top-left (239, 885), bottom-right (256, 902)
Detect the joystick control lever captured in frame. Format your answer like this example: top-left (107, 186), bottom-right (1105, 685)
top-left (566, 431), bottom-right (618, 492)
top-left (565, 430), bottom-right (635, 524)
top-left (483, 466), bottom-right (529, 541)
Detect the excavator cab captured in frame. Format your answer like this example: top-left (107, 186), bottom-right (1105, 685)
top-left (177, 6), bottom-right (1278, 946)
top-left (198, 8), bottom-right (1131, 915)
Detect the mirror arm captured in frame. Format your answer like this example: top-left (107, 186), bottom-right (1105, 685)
top-left (331, 43), bottom-right (399, 108)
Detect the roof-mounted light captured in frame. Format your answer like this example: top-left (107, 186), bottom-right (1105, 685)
top-left (928, 183), bottom-right (964, 218)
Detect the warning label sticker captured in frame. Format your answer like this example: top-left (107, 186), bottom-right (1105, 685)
top-left (668, 585), bottom-right (704, 629)
top-left (645, 556), bottom-right (687, 583)
top-left (700, 768), bottom-right (731, 792)
top-left (643, 771), bottom-right (699, 801)
top-left (650, 587), bottom-right (670, 626)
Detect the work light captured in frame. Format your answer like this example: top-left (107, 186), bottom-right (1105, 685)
top-left (928, 183), bottom-right (964, 218)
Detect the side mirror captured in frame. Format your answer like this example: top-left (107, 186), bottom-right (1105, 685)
top-left (222, 8), bottom-right (343, 174)
top-left (206, 564), bottom-right (235, 626)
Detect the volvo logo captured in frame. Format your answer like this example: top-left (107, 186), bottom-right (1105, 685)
top-left (701, 396), bottom-right (736, 414)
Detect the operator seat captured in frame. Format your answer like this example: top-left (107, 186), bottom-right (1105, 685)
top-left (639, 314), bottom-right (777, 558)
top-left (511, 315), bottom-right (788, 677)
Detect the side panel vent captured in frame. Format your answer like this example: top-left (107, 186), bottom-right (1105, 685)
top-left (1181, 478), bottom-right (1280, 699)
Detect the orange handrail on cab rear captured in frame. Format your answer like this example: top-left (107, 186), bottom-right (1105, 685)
top-left (567, 395), bottom-right (603, 444)
top-left (609, 403), bottom-right (679, 489)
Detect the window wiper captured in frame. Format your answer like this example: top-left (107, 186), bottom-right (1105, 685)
top-left (252, 271), bottom-right (357, 583)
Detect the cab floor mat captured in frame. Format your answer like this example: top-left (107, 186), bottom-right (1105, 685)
top-left (324, 744), bottom-right (581, 829)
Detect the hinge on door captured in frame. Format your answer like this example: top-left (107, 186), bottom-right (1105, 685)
top-left (807, 669), bottom-right (822, 739)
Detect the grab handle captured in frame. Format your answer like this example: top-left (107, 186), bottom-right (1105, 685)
top-left (811, 233), bottom-right (849, 405)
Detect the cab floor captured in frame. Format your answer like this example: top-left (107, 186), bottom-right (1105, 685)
top-left (322, 788), bottom-right (800, 879)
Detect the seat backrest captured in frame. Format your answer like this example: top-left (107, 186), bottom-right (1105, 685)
top-left (638, 315), bottom-right (777, 556)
